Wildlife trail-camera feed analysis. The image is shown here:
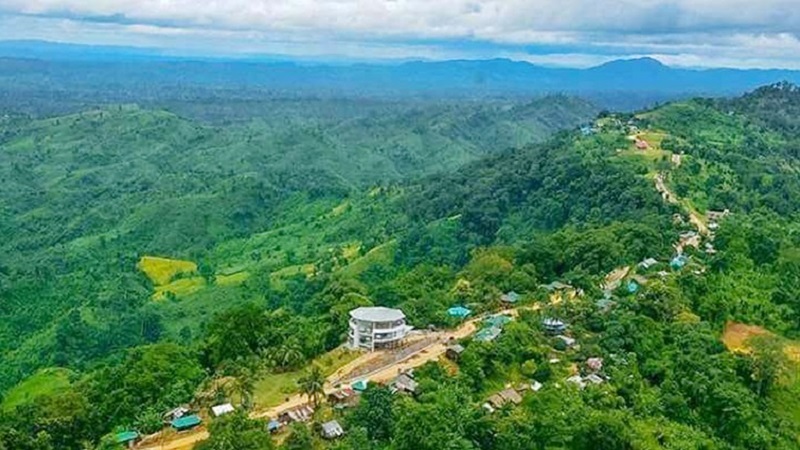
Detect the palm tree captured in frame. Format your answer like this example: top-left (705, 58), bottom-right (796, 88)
top-left (232, 368), bottom-right (255, 410)
top-left (298, 365), bottom-right (325, 408)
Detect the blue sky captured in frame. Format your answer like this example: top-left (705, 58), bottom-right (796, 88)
top-left (0, 0), bottom-right (799, 68)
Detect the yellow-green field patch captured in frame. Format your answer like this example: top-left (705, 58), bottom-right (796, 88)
top-left (217, 271), bottom-right (250, 286)
top-left (2, 368), bottom-right (73, 411)
top-left (342, 242), bottom-right (362, 261)
top-left (137, 256), bottom-right (197, 286)
top-left (153, 277), bottom-right (205, 300)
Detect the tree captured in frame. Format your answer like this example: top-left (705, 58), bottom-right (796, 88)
top-left (297, 366), bottom-right (325, 408)
top-left (349, 386), bottom-right (395, 442)
top-left (196, 412), bottom-right (274, 450)
top-left (282, 423), bottom-right (313, 450)
top-left (747, 334), bottom-right (788, 397)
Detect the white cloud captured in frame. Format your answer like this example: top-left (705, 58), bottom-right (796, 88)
top-left (0, 1), bottom-right (799, 68)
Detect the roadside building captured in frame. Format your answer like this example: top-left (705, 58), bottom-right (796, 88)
top-left (543, 318), bottom-right (567, 335)
top-left (348, 307), bottom-right (412, 351)
top-left (391, 373), bottom-right (418, 395)
top-left (500, 291), bottom-right (521, 304)
top-left (171, 415), bottom-right (202, 432)
top-left (321, 420), bottom-right (345, 439)
top-left (447, 306), bottom-right (471, 319)
top-left (446, 344), bottom-right (466, 361)
top-left (267, 420), bottom-right (282, 434)
top-left (211, 403), bottom-right (234, 417)
top-left (328, 387), bottom-right (358, 408)
top-left (115, 431), bottom-right (140, 448)
top-left (475, 326), bottom-right (502, 342)
top-left (162, 406), bottom-right (190, 423)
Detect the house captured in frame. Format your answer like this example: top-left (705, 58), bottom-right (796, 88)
top-left (392, 373), bottom-right (418, 395)
top-left (171, 415), bottom-right (202, 432)
top-left (707, 209), bottom-right (730, 222)
top-left (635, 138), bottom-right (649, 150)
top-left (586, 357), bottom-right (603, 372)
top-left (542, 281), bottom-right (572, 292)
top-left (211, 403), bottom-right (234, 417)
top-left (115, 431), bottom-right (140, 448)
top-left (328, 387), bottom-right (357, 407)
top-left (638, 258), bottom-right (658, 269)
top-left (279, 405), bottom-right (315, 424)
top-left (321, 420), bottom-right (345, 439)
top-left (543, 318), bottom-right (567, 335)
top-left (475, 326), bottom-right (502, 342)
top-left (447, 306), bottom-right (472, 319)
top-left (556, 335), bottom-right (576, 348)
top-left (670, 255), bottom-right (689, 270)
top-left (267, 420), bottom-right (282, 433)
top-left (566, 375), bottom-right (586, 389)
top-left (351, 380), bottom-right (369, 392)
top-left (585, 374), bottom-right (605, 385)
top-left (446, 344), bottom-right (466, 361)
top-left (162, 406), bottom-right (190, 422)
top-left (530, 381), bottom-right (544, 392)
top-left (626, 280), bottom-right (640, 294)
top-left (487, 388), bottom-right (523, 409)
top-left (348, 307), bottom-right (413, 351)
top-left (500, 291), bottom-right (521, 304)
top-left (484, 314), bottom-right (513, 329)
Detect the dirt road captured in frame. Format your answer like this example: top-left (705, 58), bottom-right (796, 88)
top-left (137, 309), bottom-right (509, 450)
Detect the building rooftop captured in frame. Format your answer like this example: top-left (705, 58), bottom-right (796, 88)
top-left (171, 414), bottom-right (201, 430)
top-left (115, 431), bottom-right (139, 444)
top-left (322, 420), bottom-right (345, 439)
top-left (350, 306), bottom-right (405, 322)
top-left (211, 403), bottom-right (234, 417)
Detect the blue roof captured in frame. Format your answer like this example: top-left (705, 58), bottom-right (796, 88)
top-left (268, 420), bottom-right (281, 431)
top-left (670, 255), bottom-right (688, 269)
top-left (447, 306), bottom-right (472, 318)
top-left (351, 380), bottom-right (369, 391)
top-left (115, 431), bottom-right (139, 443)
top-left (171, 415), bottom-right (201, 430)
top-left (627, 280), bottom-right (639, 293)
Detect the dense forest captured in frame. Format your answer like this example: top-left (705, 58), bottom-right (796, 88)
top-left (1, 83), bottom-right (800, 449)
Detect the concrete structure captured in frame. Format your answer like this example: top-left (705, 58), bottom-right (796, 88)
top-left (348, 307), bottom-right (412, 351)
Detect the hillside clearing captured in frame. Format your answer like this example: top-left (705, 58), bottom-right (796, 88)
top-left (137, 256), bottom-right (198, 286)
top-left (1, 368), bottom-right (72, 411)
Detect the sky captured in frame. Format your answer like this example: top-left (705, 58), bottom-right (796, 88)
top-left (0, 0), bottom-right (799, 69)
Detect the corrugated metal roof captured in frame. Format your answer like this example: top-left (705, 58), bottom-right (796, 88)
top-left (350, 306), bottom-right (405, 322)
top-left (171, 414), bottom-right (201, 430)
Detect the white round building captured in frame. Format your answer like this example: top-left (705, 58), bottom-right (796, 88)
top-left (348, 306), bottom-right (412, 351)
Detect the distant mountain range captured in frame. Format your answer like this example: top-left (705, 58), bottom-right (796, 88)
top-left (1, 40), bottom-right (800, 111)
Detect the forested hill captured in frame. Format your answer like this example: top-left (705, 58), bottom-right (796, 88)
top-left (0, 95), bottom-right (595, 392)
top-left (2, 85), bottom-right (800, 450)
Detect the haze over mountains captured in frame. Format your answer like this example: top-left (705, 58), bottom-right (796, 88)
top-left (3, 40), bottom-right (800, 113)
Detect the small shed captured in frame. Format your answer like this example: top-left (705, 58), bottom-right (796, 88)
top-left (392, 373), bottom-right (418, 395)
top-left (447, 306), bottom-right (472, 319)
top-left (475, 327), bottom-right (502, 342)
top-left (321, 420), bottom-right (345, 439)
top-left (638, 258), bottom-right (658, 269)
top-left (543, 318), bottom-right (567, 335)
top-left (446, 344), bottom-right (466, 361)
top-left (500, 291), bottom-right (521, 304)
top-left (586, 357), bottom-right (603, 372)
top-left (328, 387), bottom-right (357, 407)
top-left (115, 431), bottom-right (140, 448)
top-left (163, 406), bottom-right (190, 422)
top-left (484, 314), bottom-right (513, 329)
top-left (556, 335), bottom-right (576, 348)
top-left (211, 403), bottom-right (234, 417)
top-left (670, 255), bottom-right (689, 270)
top-left (267, 420), bottom-right (282, 433)
top-left (530, 380), bottom-right (543, 392)
top-left (626, 280), bottom-right (640, 294)
top-left (542, 281), bottom-right (572, 292)
top-left (351, 380), bottom-right (369, 392)
top-left (171, 415), bottom-right (202, 431)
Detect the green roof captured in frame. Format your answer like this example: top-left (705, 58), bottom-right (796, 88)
top-left (484, 314), bottom-right (512, 329)
top-left (171, 414), bottom-right (202, 430)
top-left (351, 380), bottom-right (369, 391)
top-left (115, 431), bottom-right (139, 443)
top-left (447, 306), bottom-right (472, 318)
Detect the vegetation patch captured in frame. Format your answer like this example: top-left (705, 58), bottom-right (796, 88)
top-left (153, 277), bottom-right (206, 300)
top-left (1, 368), bottom-right (72, 411)
top-left (137, 256), bottom-right (198, 286)
top-left (216, 271), bottom-right (250, 287)
top-left (723, 322), bottom-right (800, 362)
